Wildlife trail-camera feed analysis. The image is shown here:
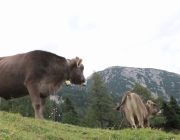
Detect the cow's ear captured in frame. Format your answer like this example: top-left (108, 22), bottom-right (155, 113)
top-left (147, 100), bottom-right (153, 106)
top-left (76, 57), bottom-right (82, 67)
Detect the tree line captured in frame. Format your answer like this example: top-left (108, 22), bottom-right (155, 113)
top-left (0, 72), bottom-right (180, 130)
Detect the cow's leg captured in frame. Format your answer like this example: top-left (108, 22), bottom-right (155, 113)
top-left (125, 113), bottom-right (136, 129)
top-left (129, 117), bottom-right (137, 129)
top-left (146, 120), bottom-right (150, 128)
top-left (137, 115), bottom-right (144, 128)
top-left (27, 84), bottom-right (42, 118)
top-left (30, 95), bottom-right (42, 118)
top-left (139, 119), bottom-right (144, 128)
top-left (40, 97), bottom-right (46, 118)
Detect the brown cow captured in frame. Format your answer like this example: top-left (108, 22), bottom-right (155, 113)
top-left (114, 91), bottom-right (160, 128)
top-left (0, 50), bottom-right (86, 118)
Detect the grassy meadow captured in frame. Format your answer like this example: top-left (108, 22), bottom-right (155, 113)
top-left (0, 111), bottom-right (179, 140)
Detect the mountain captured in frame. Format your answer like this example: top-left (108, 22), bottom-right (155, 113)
top-left (54, 66), bottom-right (180, 109)
top-left (86, 66), bottom-right (180, 102)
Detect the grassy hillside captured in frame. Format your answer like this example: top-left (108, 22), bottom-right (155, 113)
top-left (0, 111), bottom-right (179, 140)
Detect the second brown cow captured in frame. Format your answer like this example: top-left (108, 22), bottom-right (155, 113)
top-left (114, 91), bottom-right (161, 128)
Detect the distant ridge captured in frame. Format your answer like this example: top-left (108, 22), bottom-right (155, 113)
top-left (86, 66), bottom-right (180, 102)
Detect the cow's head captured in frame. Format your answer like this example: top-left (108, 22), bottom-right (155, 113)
top-left (65, 57), bottom-right (86, 87)
top-left (146, 100), bottom-right (161, 118)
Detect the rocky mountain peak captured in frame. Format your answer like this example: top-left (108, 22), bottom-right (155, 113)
top-left (87, 66), bottom-right (180, 102)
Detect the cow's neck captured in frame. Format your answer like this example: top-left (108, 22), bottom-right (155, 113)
top-left (144, 103), bottom-right (153, 118)
top-left (66, 59), bottom-right (70, 80)
top-left (144, 104), bottom-right (149, 112)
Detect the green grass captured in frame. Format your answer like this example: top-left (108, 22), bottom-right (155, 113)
top-left (0, 111), bottom-right (180, 140)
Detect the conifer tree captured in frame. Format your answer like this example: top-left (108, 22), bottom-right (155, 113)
top-left (162, 96), bottom-right (180, 128)
top-left (83, 106), bottom-right (98, 128)
top-left (88, 72), bottom-right (117, 128)
top-left (169, 96), bottom-right (180, 116)
top-left (131, 83), bottom-right (153, 102)
top-left (62, 97), bottom-right (79, 125)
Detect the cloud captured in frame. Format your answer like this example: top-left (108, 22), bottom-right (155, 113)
top-left (1, 0), bottom-right (180, 78)
top-left (68, 16), bottom-right (80, 30)
top-left (67, 16), bottom-right (96, 31)
top-left (158, 12), bottom-right (180, 37)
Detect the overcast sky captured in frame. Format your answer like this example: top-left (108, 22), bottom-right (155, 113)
top-left (0, 0), bottom-right (180, 78)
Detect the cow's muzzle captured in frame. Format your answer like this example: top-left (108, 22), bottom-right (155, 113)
top-left (157, 109), bottom-right (162, 115)
top-left (78, 81), bottom-right (87, 87)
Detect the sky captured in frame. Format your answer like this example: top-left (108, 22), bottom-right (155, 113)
top-left (0, 0), bottom-right (180, 78)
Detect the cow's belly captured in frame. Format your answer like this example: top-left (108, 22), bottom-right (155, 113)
top-left (0, 84), bottom-right (29, 100)
top-left (39, 83), bottom-right (61, 97)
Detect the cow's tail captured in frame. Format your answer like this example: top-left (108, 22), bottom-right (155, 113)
top-left (113, 91), bottom-right (131, 111)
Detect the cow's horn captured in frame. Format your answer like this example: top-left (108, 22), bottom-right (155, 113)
top-left (77, 58), bottom-right (82, 67)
